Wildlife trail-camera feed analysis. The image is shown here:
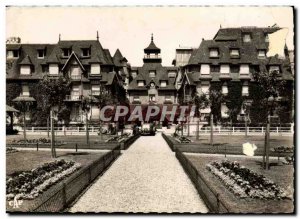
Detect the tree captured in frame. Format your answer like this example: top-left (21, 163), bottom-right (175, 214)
top-left (36, 76), bottom-right (71, 157)
top-left (252, 69), bottom-right (286, 169)
top-left (193, 93), bottom-right (209, 139)
top-left (209, 90), bottom-right (224, 124)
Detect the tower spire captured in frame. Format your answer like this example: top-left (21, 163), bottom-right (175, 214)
top-left (151, 33), bottom-right (153, 42)
top-left (97, 31), bottom-right (99, 41)
top-left (59, 34), bottom-right (61, 42)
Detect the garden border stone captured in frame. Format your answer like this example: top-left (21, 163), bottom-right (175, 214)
top-left (7, 144), bottom-right (121, 213)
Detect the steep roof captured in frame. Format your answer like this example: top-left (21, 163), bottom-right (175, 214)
top-left (188, 26), bottom-right (293, 80)
top-left (144, 35), bottom-right (160, 52)
top-left (113, 49), bottom-right (127, 67)
top-left (6, 44), bottom-right (55, 80)
top-left (19, 55), bottom-right (33, 65)
top-left (127, 63), bottom-right (179, 90)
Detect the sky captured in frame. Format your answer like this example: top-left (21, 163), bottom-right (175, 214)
top-left (6, 6), bottom-right (294, 66)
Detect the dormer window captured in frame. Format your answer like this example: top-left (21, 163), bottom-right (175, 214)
top-left (20, 65), bottom-right (31, 75)
top-left (200, 64), bottom-right (210, 75)
top-left (49, 64), bottom-right (59, 75)
top-left (37, 49), bottom-right (45, 59)
top-left (81, 48), bottom-right (91, 57)
top-left (149, 70), bottom-right (156, 78)
top-left (62, 48), bottom-right (71, 57)
top-left (90, 64), bottom-right (101, 75)
top-left (240, 64), bottom-right (250, 75)
top-left (209, 48), bottom-right (219, 58)
top-left (21, 85), bottom-right (30, 96)
top-left (7, 50), bottom-right (19, 58)
top-left (258, 50), bottom-right (266, 58)
top-left (168, 71), bottom-right (176, 78)
top-left (230, 49), bottom-right (240, 58)
top-left (160, 80), bottom-right (167, 87)
top-left (242, 33), bottom-right (251, 42)
top-left (265, 34), bottom-right (269, 42)
top-left (138, 80), bottom-right (145, 87)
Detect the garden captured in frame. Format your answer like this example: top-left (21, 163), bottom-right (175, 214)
top-left (184, 153), bottom-right (294, 213)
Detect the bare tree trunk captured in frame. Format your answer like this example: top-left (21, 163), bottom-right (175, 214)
top-left (50, 109), bottom-right (56, 158)
top-left (265, 115), bottom-right (271, 170)
top-left (210, 114), bottom-right (213, 146)
top-left (86, 111), bottom-right (90, 147)
top-left (23, 112), bottom-right (27, 147)
top-left (196, 119), bottom-right (200, 140)
top-left (47, 115), bottom-right (50, 137)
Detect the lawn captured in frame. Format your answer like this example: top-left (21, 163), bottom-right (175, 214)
top-left (168, 134), bottom-right (293, 155)
top-left (185, 153), bottom-right (294, 213)
top-left (6, 150), bottom-right (107, 176)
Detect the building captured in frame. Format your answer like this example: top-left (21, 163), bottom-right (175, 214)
top-left (127, 35), bottom-right (179, 123)
top-left (179, 26), bottom-right (294, 124)
top-left (6, 34), bottom-right (127, 125)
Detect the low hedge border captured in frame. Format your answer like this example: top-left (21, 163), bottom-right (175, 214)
top-left (175, 149), bottom-right (229, 213)
top-left (120, 134), bottom-right (140, 150)
top-left (7, 144), bottom-right (121, 213)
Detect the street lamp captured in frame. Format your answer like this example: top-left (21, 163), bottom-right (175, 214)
top-left (264, 96), bottom-right (276, 170)
top-left (243, 99), bottom-right (253, 137)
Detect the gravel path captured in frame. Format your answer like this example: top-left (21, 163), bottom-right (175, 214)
top-left (69, 133), bottom-right (208, 213)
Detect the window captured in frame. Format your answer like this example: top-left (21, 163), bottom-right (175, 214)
top-left (230, 65), bottom-right (240, 73)
top-left (90, 64), bottom-right (100, 75)
top-left (222, 83), bottom-right (228, 95)
top-left (37, 49), bottom-right (45, 59)
top-left (70, 65), bottom-right (80, 76)
top-left (21, 85), bottom-right (29, 96)
top-left (269, 65), bottom-right (280, 73)
top-left (149, 94), bottom-right (156, 102)
top-left (20, 66), bottom-right (31, 75)
top-left (49, 64), bottom-right (59, 75)
top-left (81, 48), bottom-right (91, 57)
top-left (230, 49), bottom-right (239, 57)
top-left (168, 71), bottom-right (176, 78)
top-left (242, 33), bottom-right (251, 42)
top-left (265, 34), bottom-right (269, 42)
top-left (62, 48), bottom-right (71, 57)
top-left (131, 71), bottom-right (137, 78)
top-left (138, 80), bottom-right (144, 87)
top-left (149, 71), bottom-right (156, 78)
top-left (133, 96), bottom-right (140, 101)
top-left (258, 50), bottom-right (266, 58)
top-left (200, 64), bottom-right (210, 75)
top-left (209, 49), bottom-right (219, 58)
top-left (91, 85), bottom-right (100, 95)
top-left (220, 64), bottom-right (230, 74)
top-left (72, 86), bottom-right (80, 98)
top-left (7, 50), bottom-right (19, 58)
top-left (240, 64), bottom-right (250, 74)
top-left (160, 81), bottom-right (167, 87)
top-left (242, 83), bottom-right (249, 96)
top-left (165, 96), bottom-right (172, 101)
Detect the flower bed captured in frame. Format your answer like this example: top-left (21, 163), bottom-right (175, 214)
top-left (172, 134), bottom-right (192, 143)
top-left (6, 147), bottom-right (18, 154)
top-left (10, 138), bottom-right (65, 145)
top-left (273, 146), bottom-right (293, 153)
top-left (105, 133), bottom-right (131, 143)
top-left (6, 159), bottom-right (81, 201)
top-left (206, 160), bottom-right (287, 200)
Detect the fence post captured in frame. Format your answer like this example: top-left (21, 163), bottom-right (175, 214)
top-left (78, 127), bottom-right (80, 133)
top-left (75, 143), bottom-right (78, 152)
top-left (219, 127), bottom-right (221, 133)
top-left (32, 127), bottom-right (34, 132)
top-left (92, 126), bottom-right (94, 133)
top-left (233, 127), bottom-right (235, 134)
top-left (262, 127), bottom-right (264, 134)
top-left (36, 142), bottom-right (39, 151)
top-left (276, 127), bottom-right (279, 134)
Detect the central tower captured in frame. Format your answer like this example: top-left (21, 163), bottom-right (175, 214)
top-left (143, 34), bottom-right (162, 63)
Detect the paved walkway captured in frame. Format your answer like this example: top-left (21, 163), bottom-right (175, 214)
top-left (69, 133), bottom-right (208, 213)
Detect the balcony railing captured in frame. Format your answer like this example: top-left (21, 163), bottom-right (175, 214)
top-left (65, 95), bottom-right (82, 101)
top-left (144, 54), bottom-right (161, 59)
top-left (91, 91), bottom-right (100, 96)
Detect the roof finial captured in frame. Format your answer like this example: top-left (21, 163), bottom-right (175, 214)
top-left (59, 34), bottom-right (61, 42)
top-left (220, 24), bottom-right (222, 28)
top-left (151, 33), bottom-right (153, 42)
top-left (97, 31), bottom-right (99, 41)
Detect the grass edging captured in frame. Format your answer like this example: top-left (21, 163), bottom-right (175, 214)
top-left (7, 144), bottom-right (121, 213)
top-left (121, 134), bottom-right (140, 150)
